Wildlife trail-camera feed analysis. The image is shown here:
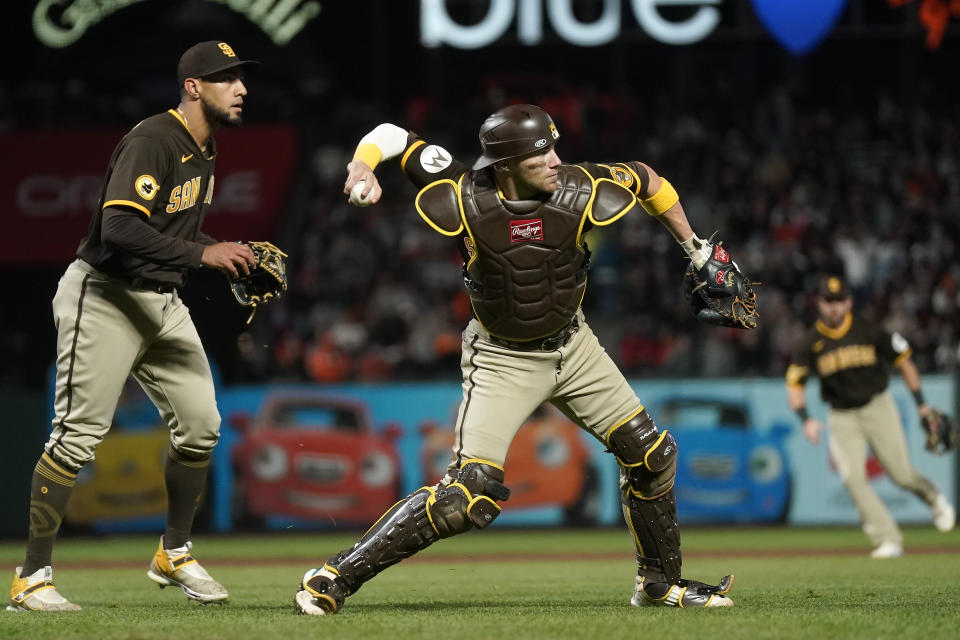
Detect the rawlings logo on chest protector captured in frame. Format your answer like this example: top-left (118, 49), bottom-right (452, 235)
top-left (510, 219), bottom-right (543, 243)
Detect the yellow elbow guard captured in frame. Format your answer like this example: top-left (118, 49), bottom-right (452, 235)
top-left (640, 178), bottom-right (679, 216)
top-left (353, 143), bottom-right (383, 170)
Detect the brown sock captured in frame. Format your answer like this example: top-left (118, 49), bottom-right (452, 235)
top-left (163, 445), bottom-right (210, 549)
top-left (22, 453), bottom-right (78, 577)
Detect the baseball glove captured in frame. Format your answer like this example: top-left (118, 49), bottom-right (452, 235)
top-left (682, 243), bottom-right (759, 330)
top-left (230, 241), bottom-right (288, 323)
top-left (921, 408), bottom-right (959, 455)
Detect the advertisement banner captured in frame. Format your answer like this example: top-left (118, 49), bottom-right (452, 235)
top-left (1, 124), bottom-right (296, 264)
top-left (45, 373), bottom-right (955, 533)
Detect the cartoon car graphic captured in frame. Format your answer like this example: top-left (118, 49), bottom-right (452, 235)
top-left (64, 381), bottom-right (169, 528)
top-left (655, 397), bottom-right (792, 523)
top-left (64, 426), bottom-right (169, 527)
top-left (418, 404), bottom-right (599, 524)
top-left (229, 392), bottom-right (402, 527)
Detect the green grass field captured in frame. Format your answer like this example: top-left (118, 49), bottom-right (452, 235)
top-left (1, 526), bottom-right (958, 639)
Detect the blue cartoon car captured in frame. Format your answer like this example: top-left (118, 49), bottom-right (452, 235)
top-left (654, 397), bottom-right (792, 523)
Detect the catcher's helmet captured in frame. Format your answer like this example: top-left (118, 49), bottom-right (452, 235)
top-left (472, 104), bottom-right (560, 170)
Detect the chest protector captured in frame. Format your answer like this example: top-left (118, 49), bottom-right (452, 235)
top-left (415, 165), bottom-right (636, 341)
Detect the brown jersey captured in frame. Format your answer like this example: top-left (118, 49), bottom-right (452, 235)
top-left (400, 133), bottom-right (643, 341)
top-left (77, 109), bottom-right (218, 286)
top-left (786, 312), bottom-right (912, 409)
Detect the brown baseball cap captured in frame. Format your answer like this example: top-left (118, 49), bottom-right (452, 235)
top-left (817, 275), bottom-right (850, 301)
top-left (177, 41), bottom-right (260, 86)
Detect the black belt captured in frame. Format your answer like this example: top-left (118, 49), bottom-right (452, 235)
top-left (128, 277), bottom-right (178, 293)
top-left (487, 317), bottom-right (580, 352)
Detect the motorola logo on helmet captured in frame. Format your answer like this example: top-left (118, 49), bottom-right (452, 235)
top-left (473, 104), bottom-right (560, 170)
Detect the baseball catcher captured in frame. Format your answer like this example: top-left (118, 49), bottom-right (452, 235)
top-left (682, 240), bottom-right (758, 329)
top-left (921, 408), bottom-right (959, 454)
top-left (230, 241), bottom-right (288, 323)
top-left (294, 104), bottom-right (738, 616)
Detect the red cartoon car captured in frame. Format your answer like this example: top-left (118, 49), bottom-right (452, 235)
top-left (229, 392), bottom-right (402, 527)
top-left (419, 404), bottom-right (599, 524)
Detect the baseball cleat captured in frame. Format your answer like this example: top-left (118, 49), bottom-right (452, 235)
top-left (869, 541), bottom-right (903, 559)
top-left (295, 566), bottom-right (347, 615)
top-left (147, 537), bottom-right (228, 603)
top-left (7, 566), bottom-right (82, 612)
top-left (631, 574), bottom-right (734, 608)
top-left (932, 494), bottom-right (956, 532)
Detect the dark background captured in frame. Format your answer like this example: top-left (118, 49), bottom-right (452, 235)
top-left (1, 0), bottom-right (959, 538)
top-left (2, 0), bottom-right (958, 387)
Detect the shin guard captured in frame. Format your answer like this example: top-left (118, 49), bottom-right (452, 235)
top-left (327, 487), bottom-right (440, 592)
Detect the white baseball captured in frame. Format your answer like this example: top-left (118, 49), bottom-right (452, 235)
top-left (349, 180), bottom-right (374, 207)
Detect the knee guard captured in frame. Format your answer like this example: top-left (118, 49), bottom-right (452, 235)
top-left (427, 460), bottom-right (510, 537)
top-left (328, 461), bottom-right (510, 591)
top-left (606, 410), bottom-right (677, 499)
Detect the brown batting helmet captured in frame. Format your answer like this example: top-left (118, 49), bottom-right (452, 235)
top-left (472, 104), bottom-right (560, 170)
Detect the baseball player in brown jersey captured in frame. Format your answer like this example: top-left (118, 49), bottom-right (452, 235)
top-left (8, 42), bottom-right (260, 611)
top-left (786, 275), bottom-right (956, 558)
top-left (294, 104), bottom-right (740, 615)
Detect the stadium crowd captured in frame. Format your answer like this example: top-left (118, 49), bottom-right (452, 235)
top-left (233, 80), bottom-right (960, 384)
top-left (3, 71), bottom-right (958, 387)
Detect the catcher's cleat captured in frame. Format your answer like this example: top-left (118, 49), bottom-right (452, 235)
top-left (631, 575), bottom-right (734, 608)
top-left (932, 494), bottom-right (955, 532)
top-left (147, 538), bottom-right (228, 603)
top-left (295, 566), bottom-right (348, 616)
top-left (7, 566), bottom-right (82, 612)
top-left (869, 541), bottom-right (903, 559)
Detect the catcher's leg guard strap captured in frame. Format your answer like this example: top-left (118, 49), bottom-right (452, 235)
top-left (623, 488), bottom-right (682, 584)
top-left (329, 487), bottom-right (440, 591)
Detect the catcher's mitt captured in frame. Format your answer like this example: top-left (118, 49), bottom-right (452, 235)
top-left (230, 241), bottom-right (288, 323)
top-left (683, 243), bottom-right (759, 330)
top-left (921, 408), bottom-right (959, 455)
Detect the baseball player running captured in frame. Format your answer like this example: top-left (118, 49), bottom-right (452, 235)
top-left (8, 41), bottom-right (260, 611)
top-left (295, 104), bottom-right (743, 614)
top-left (786, 275), bottom-right (956, 558)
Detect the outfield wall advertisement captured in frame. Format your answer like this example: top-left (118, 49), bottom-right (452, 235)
top-left (42, 373), bottom-right (956, 534)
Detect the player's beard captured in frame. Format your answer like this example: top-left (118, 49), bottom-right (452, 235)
top-left (201, 96), bottom-right (242, 127)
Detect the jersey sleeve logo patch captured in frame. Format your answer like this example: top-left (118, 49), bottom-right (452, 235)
top-left (420, 145), bottom-right (452, 174)
top-left (609, 166), bottom-right (634, 188)
top-left (510, 219), bottom-right (543, 243)
top-left (135, 174), bottom-right (159, 201)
